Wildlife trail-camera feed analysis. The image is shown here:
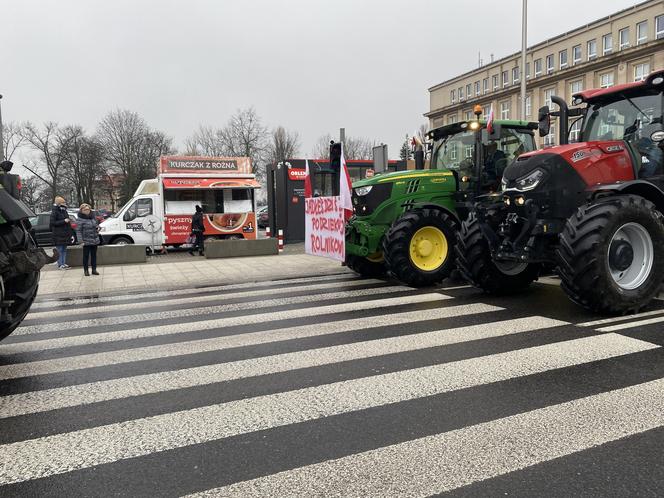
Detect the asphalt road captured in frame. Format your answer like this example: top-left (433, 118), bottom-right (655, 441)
top-left (1, 273), bottom-right (664, 496)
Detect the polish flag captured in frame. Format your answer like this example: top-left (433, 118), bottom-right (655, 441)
top-left (304, 159), bottom-right (313, 198)
top-left (339, 144), bottom-right (353, 220)
top-left (487, 105), bottom-right (495, 134)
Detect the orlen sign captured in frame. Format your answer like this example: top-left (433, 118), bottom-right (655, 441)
top-left (288, 168), bottom-right (307, 181)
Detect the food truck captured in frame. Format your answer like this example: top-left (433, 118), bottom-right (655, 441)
top-left (99, 156), bottom-right (260, 247)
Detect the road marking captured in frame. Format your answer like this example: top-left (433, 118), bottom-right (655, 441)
top-left (0, 316), bottom-right (568, 418)
top-left (26, 279), bottom-right (386, 319)
top-left (192, 373), bottom-right (664, 497)
top-left (597, 315), bottom-right (664, 332)
top-left (0, 303), bottom-right (502, 380)
top-left (1, 293), bottom-right (448, 353)
top-left (577, 308), bottom-right (664, 328)
top-left (15, 285), bottom-right (417, 336)
top-left (0, 333), bottom-right (651, 485)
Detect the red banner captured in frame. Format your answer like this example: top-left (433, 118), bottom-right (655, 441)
top-left (164, 213), bottom-right (257, 243)
top-left (162, 178), bottom-right (261, 189)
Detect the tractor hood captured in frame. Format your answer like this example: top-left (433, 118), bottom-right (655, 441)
top-left (353, 169), bottom-right (453, 188)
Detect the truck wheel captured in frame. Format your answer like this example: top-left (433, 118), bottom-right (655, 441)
top-left (383, 207), bottom-right (457, 287)
top-left (346, 253), bottom-right (386, 277)
top-left (112, 236), bottom-right (133, 245)
top-left (456, 211), bottom-right (539, 294)
top-left (557, 195), bottom-right (664, 314)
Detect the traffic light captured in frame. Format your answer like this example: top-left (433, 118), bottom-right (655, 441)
top-left (329, 141), bottom-right (342, 170)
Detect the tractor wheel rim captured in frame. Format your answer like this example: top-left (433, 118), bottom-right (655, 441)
top-left (608, 222), bottom-right (654, 290)
top-left (409, 226), bottom-right (448, 271)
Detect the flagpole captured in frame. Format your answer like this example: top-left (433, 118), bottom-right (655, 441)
top-left (520, 0), bottom-right (528, 120)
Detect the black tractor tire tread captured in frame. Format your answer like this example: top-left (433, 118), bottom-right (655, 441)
top-left (382, 207), bottom-right (457, 287)
top-left (345, 254), bottom-right (386, 278)
top-left (456, 211), bottom-right (539, 295)
top-left (556, 194), bottom-right (664, 314)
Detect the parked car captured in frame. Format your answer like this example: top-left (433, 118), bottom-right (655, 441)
top-left (28, 212), bottom-right (77, 247)
top-left (257, 206), bottom-right (269, 228)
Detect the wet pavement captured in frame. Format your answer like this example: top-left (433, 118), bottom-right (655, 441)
top-left (2, 271), bottom-right (664, 496)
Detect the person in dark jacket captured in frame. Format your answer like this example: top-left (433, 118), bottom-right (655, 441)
top-left (0, 160), bottom-right (20, 199)
top-left (75, 203), bottom-right (100, 276)
top-left (50, 196), bottom-right (74, 269)
top-left (189, 205), bottom-right (205, 256)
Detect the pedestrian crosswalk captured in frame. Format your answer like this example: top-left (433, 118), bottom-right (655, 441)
top-left (1, 272), bottom-right (664, 496)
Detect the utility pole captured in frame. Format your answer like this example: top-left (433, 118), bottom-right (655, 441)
top-left (0, 94), bottom-right (4, 162)
top-left (520, 0), bottom-right (528, 120)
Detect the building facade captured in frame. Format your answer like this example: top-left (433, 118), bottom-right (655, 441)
top-left (426, 0), bottom-right (664, 146)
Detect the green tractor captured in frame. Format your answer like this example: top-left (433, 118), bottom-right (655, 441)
top-left (345, 118), bottom-right (537, 286)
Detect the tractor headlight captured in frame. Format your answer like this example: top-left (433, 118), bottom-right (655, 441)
top-left (354, 186), bottom-right (373, 196)
top-left (514, 169), bottom-right (545, 192)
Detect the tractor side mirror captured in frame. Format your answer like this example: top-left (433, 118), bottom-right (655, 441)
top-left (538, 106), bottom-right (550, 137)
top-left (487, 123), bottom-right (502, 141)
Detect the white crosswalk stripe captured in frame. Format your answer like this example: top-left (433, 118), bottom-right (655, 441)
top-left (1, 275), bottom-right (662, 496)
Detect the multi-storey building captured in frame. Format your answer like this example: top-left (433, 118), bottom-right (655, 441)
top-left (426, 0), bottom-right (664, 146)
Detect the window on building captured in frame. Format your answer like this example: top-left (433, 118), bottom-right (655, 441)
top-left (587, 39), bottom-right (597, 60)
top-left (458, 86), bottom-right (464, 101)
top-left (544, 88), bottom-right (554, 109)
top-left (464, 110), bottom-right (473, 121)
top-left (603, 34), bottom-right (612, 55)
top-left (570, 80), bottom-right (583, 96)
top-left (492, 74), bottom-right (498, 91)
top-left (447, 114), bottom-right (457, 125)
top-left (525, 95), bottom-right (532, 118)
top-left (512, 66), bottom-right (520, 84)
top-left (572, 45), bottom-right (581, 65)
top-left (544, 124), bottom-right (556, 146)
top-left (500, 101), bottom-right (510, 120)
top-left (546, 54), bottom-right (554, 74)
top-left (483, 78), bottom-right (488, 94)
top-left (449, 143), bottom-right (457, 161)
top-left (637, 21), bottom-right (648, 45)
top-left (466, 84), bottom-right (472, 99)
top-left (502, 70), bottom-right (509, 87)
top-left (600, 72), bottom-right (614, 88)
top-left (559, 49), bottom-right (568, 69)
top-left (657, 15), bottom-right (664, 39)
top-left (634, 62), bottom-right (650, 82)
top-left (526, 62), bottom-right (531, 79)
top-left (569, 120), bottom-right (582, 143)
top-left (619, 27), bottom-right (630, 50)
top-left (475, 81), bottom-right (480, 96)
top-left (482, 105), bottom-right (490, 117)
top-left (534, 58), bottom-right (542, 76)
top-left (464, 144), bottom-right (473, 159)
top-left (451, 89), bottom-right (456, 104)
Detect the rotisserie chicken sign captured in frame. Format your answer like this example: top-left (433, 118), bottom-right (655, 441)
top-left (304, 196), bottom-right (345, 261)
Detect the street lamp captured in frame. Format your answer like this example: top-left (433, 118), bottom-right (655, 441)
top-left (520, 0), bottom-right (528, 120)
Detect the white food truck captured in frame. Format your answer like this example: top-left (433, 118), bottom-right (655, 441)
top-left (99, 156), bottom-right (260, 247)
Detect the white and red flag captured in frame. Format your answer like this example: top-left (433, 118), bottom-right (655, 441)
top-left (486, 105), bottom-right (495, 134)
top-left (304, 159), bottom-right (313, 198)
top-left (339, 143), bottom-right (353, 220)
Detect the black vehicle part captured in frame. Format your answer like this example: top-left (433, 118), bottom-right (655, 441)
top-left (345, 253), bottom-right (386, 277)
top-left (456, 210), bottom-right (540, 294)
top-left (557, 195), bottom-right (664, 314)
top-left (383, 207), bottom-right (457, 287)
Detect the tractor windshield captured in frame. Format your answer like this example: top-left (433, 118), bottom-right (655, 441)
top-left (431, 130), bottom-right (476, 171)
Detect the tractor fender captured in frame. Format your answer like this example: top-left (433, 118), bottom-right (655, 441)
top-left (589, 180), bottom-right (664, 214)
top-left (408, 202), bottom-right (460, 226)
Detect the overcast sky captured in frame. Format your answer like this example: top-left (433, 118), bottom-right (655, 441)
top-left (2, 0), bottom-right (641, 170)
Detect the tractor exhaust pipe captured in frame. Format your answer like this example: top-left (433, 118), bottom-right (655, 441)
top-left (551, 95), bottom-right (569, 146)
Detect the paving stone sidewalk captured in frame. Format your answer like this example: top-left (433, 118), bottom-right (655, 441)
top-left (37, 252), bottom-right (350, 296)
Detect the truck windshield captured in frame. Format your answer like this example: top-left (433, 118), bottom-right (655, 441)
top-left (582, 91), bottom-right (663, 142)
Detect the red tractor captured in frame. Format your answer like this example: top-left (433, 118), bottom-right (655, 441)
top-left (457, 70), bottom-right (664, 314)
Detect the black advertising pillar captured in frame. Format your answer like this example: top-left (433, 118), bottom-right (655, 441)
top-left (267, 161), bottom-right (307, 243)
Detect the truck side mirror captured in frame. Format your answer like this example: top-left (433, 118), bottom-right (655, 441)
top-left (538, 106), bottom-right (550, 137)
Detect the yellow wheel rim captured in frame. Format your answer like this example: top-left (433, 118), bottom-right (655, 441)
top-left (409, 226), bottom-right (448, 271)
top-left (366, 252), bottom-right (384, 263)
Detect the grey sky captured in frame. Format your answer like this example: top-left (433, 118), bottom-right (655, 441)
top-left (2, 0), bottom-right (640, 168)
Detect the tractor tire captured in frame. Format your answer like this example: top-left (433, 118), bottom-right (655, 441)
top-left (456, 211), bottom-right (540, 294)
top-left (383, 207), bottom-right (457, 287)
top-left (345, 253), bottom-right (386, 278)
top-left (556, 195), bottom-right (664, 314)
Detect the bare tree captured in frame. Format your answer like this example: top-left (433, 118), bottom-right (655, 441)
top-left (183, 125), bottom-right (226, 156)
top-left (311, 133), bottom-right (377, 160)
top-left (97, 109), bottom-right (173, 203)
top-left (417, 123), bottom-right (429, 143)
top-left (267, 126), bottom-right (300, 164)
top-left (21, 122), bottom-right (78, 202)
top-left (311, 133), bottom-right (333, 159)
top-left (61, 128), bottom-right (106, 206)
top-left (220, 107), bottom-right (268, 170)
top-left (20, 175), bottom-right (49, 212)
top-left (2, 122), bottom-right (26, 161)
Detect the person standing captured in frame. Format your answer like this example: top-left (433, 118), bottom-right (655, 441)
top-left (189, 205), bottom-right (205, 256)
top-left (50, 196), bottom-right (73, 269)
top-left (76, 203), bottom-right (100, 276)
